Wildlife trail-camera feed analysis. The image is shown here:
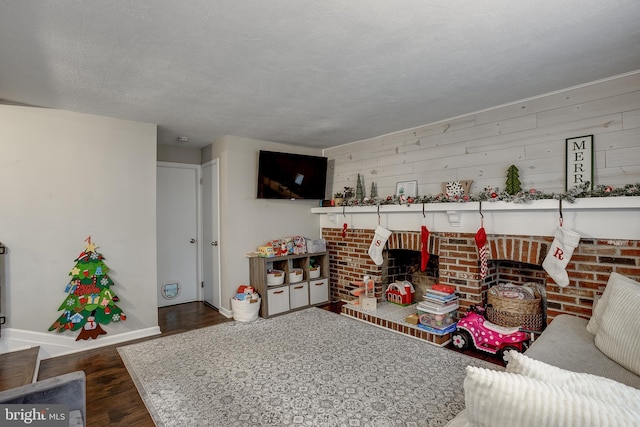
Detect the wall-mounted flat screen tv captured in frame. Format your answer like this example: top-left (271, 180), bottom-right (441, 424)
top-left (257, 150), bottom-right (328, 200)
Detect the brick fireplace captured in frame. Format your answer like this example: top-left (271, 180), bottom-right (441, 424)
top-left (322, 228), bottom-right (640, 323)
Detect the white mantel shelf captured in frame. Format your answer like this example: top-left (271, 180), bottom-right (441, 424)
top-left (311, 197), bottom-right (640, 240)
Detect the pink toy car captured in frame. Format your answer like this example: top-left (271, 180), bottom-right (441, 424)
top-left (452, 305), bottom-right (530, 361)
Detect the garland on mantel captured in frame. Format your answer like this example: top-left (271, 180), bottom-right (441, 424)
top-left (338, 182), bottom-right (640, 206)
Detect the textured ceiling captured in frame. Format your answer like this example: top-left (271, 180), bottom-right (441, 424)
top-left (1, 1), bottom-right (640, 149)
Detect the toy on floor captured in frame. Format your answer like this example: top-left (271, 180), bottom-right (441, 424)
top-left (234, 285), bottom-right (259, 302)
top-left (451, 305), bottom-right (529, 362)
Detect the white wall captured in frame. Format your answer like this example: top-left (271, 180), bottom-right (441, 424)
top-left (206, 136), bottom-right (323, 310)
top-left (325, 71), bottom-right (640, 197)
top-left (157, 144), bottom-right (201, 164)
top-left (0, 106), bottom-right (158, 346)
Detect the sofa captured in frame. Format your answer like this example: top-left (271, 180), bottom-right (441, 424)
top-left (0, 371), bottom-right (86, 427)
top-left (447, 272), bottom-right (640, 426)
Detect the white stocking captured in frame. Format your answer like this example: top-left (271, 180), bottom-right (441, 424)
top-left (542, 226), bottom-right (580, 287)
top-left (368, 226), bottom-right (392, 266)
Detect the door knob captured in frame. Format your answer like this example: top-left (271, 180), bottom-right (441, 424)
top-left (211, 241), bottom-right (218, 246)
top-left (190, 238), bottom-right (196, 244)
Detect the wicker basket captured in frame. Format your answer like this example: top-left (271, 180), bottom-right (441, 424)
top-left (486, 286), bottom-right (543, 330)
top-left (486, 306), bottom-right (543, 331)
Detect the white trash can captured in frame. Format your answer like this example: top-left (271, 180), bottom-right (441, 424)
top-left (231, 298), bottom-right (261, 322)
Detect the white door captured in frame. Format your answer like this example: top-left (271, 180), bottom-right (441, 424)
top-left (157, 163), bottom-right (200, 307)
top-left (202, 160), bottom-right (221, 309)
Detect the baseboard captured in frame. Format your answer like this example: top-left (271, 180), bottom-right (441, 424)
top-left (0, 326), bottom-right (161, 359)
top-left (218, 306), bottom-right (233, 318)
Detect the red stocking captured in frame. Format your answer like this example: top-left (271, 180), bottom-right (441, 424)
top-left (421, 225), bottom-right (430, 271)
top-left (475, 227), bottom-right (488, 280)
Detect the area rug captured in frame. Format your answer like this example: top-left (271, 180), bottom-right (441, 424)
top-left (118, 308), bottom-right (499, 427)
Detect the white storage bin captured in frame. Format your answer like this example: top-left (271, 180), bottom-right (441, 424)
top-left (309, 278), bottom-right (329, 305)
top-left (267, 287), bottom-right (290, 316)
top-left (289, 268), bottom-right (303, 283)
top-left (309, 266), bottom-right (321, 279)
top-left (290, 282), bottom-right (309, 309)
top-left (231, 297), bottom-right (261, 322)
top-left (267, 269), bottom-right (285, 286)
top-left (305, 238), bottom-right (326, 253)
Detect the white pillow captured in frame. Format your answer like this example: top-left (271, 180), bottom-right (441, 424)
top-left (594, 277), bottom-right (640, 376)
top-left (587, 272), bottom-right (640, 335)
top-left (463, 366), bottom-right (640, 427)
top-left (504, 350), bottom-right (640, 410)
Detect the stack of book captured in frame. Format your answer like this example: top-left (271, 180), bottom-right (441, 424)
top-left (417, 287), bottom-right (459, 313)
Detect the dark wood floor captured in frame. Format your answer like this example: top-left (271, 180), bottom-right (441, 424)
top-left (38, 302), bottom-right (231, 427)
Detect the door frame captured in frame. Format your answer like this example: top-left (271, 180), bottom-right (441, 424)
top-left (157, 161), bottom-right (203, 303)
top-left (201, 159), bottom-right (222, 310)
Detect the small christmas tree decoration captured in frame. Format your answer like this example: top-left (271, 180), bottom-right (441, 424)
top-left (49, 237), bottom-right (126, 341)
top-left (356, 174), bottom-right (365, 201)
top-left (370, 182), bottom-right (378, 199)
top-left (505, 165), bottom-right (522, 195)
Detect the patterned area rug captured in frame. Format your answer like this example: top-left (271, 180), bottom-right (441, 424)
top-left (118, 308), bottom-right (498, 426)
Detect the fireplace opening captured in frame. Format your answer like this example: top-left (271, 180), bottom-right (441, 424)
top-left (484, 260), bottom-right (547, 329)
top-left (384, 249), bottom-right (439, 301)
top-left (484, 260), bottom-right (546, 289)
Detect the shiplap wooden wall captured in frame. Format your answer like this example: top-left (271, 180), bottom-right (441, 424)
top-left (324, 72), bottom-right (640, 198)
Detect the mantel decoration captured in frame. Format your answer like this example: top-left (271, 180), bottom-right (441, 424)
top-left (49, 237), bottom-right (126, 341)
top-left (396, 180), bottom-right (418, 199)
top-left (566, 135), bottom-right (594, 191)
top-left (336, 182), bottom-right (640, 207)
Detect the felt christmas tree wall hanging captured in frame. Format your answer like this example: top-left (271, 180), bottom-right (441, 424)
top-left (49, 237), bottom-right (126, 341)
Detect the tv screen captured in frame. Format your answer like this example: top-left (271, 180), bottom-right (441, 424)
top-left (257, 150), bottom-right (328, 200)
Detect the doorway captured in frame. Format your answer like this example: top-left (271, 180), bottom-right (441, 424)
top-left (202, 160), bottom-right (221, 309)
top-left (156, 163), bottom-right (200, 307)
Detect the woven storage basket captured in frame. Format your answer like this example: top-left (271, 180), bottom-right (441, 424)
top-left (487, 286), bottom-right (543, 330)
top-left (486, 306), bottom-right (543, 331)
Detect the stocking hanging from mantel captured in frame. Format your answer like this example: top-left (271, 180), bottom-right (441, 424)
top-left (475, 226), bottom-right (488, 280)
top-left (421, 225), bottom-right (430, 272)
top-left (542, 225), bottom-right (580, 288)
top-left (369, 225), bottom-right (392, 266)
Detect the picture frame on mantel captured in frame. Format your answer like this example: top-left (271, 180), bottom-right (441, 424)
top-left (566, 135), bottom-right (594, 190)
top-left (396, 180), bottom-right (418, 198)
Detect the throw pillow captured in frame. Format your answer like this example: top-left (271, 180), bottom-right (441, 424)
top-left (504, 350), bottom-right (640, 410)
top-left (464, 366), bottom-right (640, 427)
top-left (594, 278), bottom-right (640, 376)
top-left (587, 272), bottom-right (640, 335)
